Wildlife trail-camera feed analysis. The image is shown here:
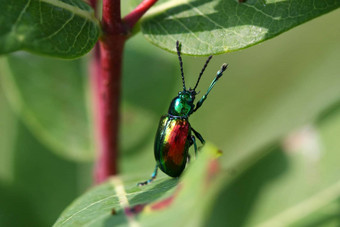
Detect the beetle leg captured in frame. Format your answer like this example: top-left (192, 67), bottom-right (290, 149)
top-left (193, 64), bottom-right (228, 113)
top-left (191, 135), bottom-right (198, 158)
top-left (137, 164), bottom-right (158, 186)
top-left (191, 128), bottom-right (205, 145)
top-left (187, 154), bottom-right (191, 163)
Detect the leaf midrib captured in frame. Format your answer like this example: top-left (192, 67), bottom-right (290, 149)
top-left (40, 0), bottom-right (97, 22)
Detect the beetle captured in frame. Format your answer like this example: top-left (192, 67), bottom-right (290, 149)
top-left (138, 41), bottom-right (228, 186)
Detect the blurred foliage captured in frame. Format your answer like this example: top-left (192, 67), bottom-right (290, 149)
top-left (0, 55), bottom-right (94, 161)
top-left (0, 1), bottom-right (340, 226)
top-left (0, 87), bottom-right (92, 226)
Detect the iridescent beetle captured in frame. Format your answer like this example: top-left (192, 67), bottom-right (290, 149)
top-left (138, 41), bottom-right (228, 186)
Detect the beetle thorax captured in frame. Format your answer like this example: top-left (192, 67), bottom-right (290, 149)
top-left (168, 90), bottom-right (195, 117)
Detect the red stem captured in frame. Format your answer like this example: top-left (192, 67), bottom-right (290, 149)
top-left (95, 37), bottom-right (125, 183)
top-left (123, 0), bottom-right (158, 29)
top-left (88, 0), bottom-right (97, 10)
top-left (92, 0), bottom-right (158, 183)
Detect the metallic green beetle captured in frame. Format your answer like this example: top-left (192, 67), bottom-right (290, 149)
top-left (138, 41), bottom-right (228, 186)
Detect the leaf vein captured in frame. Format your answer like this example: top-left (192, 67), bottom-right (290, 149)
top-left (13, 0), bottom-right (32, 32)
top-left (154, 22), bottom-right (177, 42)
top-left (153, 21), bottom-right (196, 53)
top-left (66, 19), bottom-right (87, 53)
top-left (44, 14), bottom-right (75, 41)
top-left (40, 0), bottom-right (96, 22)
top-left (164, 11), bottom-right (214, 50)
top-left (111, 177), bottom-right (141, 227)
top-left (60, 194), bottom-right (116, 225)
top-left (241, 3), bottom-right (281, 20)
top-left (185, 2), bottom-right (242, 41)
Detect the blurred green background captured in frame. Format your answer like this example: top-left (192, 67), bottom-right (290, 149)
top-left (0, 8), bottom-right (340, 227)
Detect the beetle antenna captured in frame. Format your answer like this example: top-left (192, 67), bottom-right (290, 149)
top-left (193, 55), bottom-right (213, 91)
top-left (176, 41), bottom-right (186, 91)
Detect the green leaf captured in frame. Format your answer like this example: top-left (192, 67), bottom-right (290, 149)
top-left (0, 53), bottom-right (94, 161)
top-left (0, 0), bottom-right (100, 58)
top-left (53, 143), bottom-right (222, 226)
top-left (141, 0), bottom-right (340, 55)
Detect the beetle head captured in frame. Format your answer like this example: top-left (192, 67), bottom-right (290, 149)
top-left (168, 90), bottom-right (194, 117)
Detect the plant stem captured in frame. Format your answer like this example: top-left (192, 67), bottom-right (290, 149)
top-left (95, 36), bottom-right (125, 183)
top-left (92, 0), bottom-right (158, 184)
top-left (123, 0), bottom-right (158, 29)
top-left (93, 0), bottom-right (123, 183)
top-left (88, 0), bottom-right (97, 11)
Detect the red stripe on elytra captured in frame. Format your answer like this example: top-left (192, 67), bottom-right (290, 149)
top-left (167, 121), bottom-right (189, 165)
